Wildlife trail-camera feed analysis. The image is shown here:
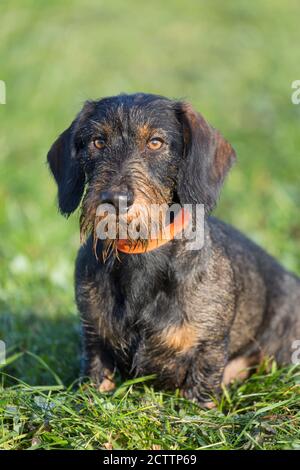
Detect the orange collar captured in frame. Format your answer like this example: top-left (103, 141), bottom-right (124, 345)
top-left (116, 208), bottom-right (190, 254)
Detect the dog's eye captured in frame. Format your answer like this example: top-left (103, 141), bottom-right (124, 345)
top-left (147, 137), bottom-right (164, 151)
top-left (93, 138), bottom-right (106, 150)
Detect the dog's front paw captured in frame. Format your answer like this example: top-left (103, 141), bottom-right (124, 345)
top-left (85, 363), bottom-right (116, 393)
top-left (180, 387), bottom-right (217, 409)
top-left (98, 377), bottom-right (116, 393)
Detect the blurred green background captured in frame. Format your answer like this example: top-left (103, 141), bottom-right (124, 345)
top-left (0, 0), bottom-right (299, 385)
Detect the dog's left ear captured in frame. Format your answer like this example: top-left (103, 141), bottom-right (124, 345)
top-left (48, 101), bottom-right (97, 216)
top-left (47, 122), bottom-right (85, 217)
top-left (176, 102), bottom-right (236, 213)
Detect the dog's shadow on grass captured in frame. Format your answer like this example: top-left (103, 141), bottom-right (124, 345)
top-left (0, 308), bottom-right (81, 387)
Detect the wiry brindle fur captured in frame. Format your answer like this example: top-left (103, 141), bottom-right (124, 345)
top-left (48, 93), bottom-right (300, 405)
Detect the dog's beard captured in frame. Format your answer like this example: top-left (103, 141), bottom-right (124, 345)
top-left (80, 204), bottom-right (167, 263)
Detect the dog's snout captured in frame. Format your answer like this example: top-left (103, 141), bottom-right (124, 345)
top-left (99, 190), bottom-right (134, 212)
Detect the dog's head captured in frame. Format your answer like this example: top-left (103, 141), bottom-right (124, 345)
top-left (47, 93), bottom-right (236, 255)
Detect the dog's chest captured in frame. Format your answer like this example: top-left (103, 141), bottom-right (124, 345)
top-left (104, 286), bottom-right (194, 388)
top-left (90, 254), bottom-right (197, 387)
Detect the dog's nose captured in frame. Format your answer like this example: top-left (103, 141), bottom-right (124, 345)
top-left (99, 190), bottom-right (134, 212)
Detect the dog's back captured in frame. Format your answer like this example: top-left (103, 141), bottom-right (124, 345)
top-left (208, 216), bottom-right (300, 364)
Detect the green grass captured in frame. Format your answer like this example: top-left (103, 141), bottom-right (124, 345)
top-left (1, 363), bottom-right (300, 450)
top-left (0, 0), bottom-right (300, 450)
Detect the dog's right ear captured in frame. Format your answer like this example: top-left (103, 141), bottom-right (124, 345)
top-left (176, 102), bottom-right (236, 214)
top-left (47, 122), bottom-right (85, 216)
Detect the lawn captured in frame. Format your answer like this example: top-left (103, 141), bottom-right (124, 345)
top-left (0, 0), bottom-right (300, 450)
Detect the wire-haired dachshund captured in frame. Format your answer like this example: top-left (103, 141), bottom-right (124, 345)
top-left (47, 93), bottom-right (300, 406)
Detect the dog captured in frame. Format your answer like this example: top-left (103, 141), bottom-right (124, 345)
top-left (47, 93), bottom-right (300, 406)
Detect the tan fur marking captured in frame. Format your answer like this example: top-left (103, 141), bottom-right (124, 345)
top-left (203, 401), bottom-right (216, 409)
top-left (162, 323), bottom-right (198, 353)
top-left (222, 355), bottom-right (259, 385)
top-left (91, 121), bottom-right (113, 136)
top-left (98, 378), bottom-right (116, 393)
top-left (98, 368), bottom-right (116, 393)
top-left (213, 135), bottom-right (235, 180)
top-left (138, 124), bottom-right (151, 140)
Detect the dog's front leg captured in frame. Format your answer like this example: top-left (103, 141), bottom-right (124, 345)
top-left (81, 323), bottom-right (116, 393)
top-left (181, 340), bottom-right (227, 408)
